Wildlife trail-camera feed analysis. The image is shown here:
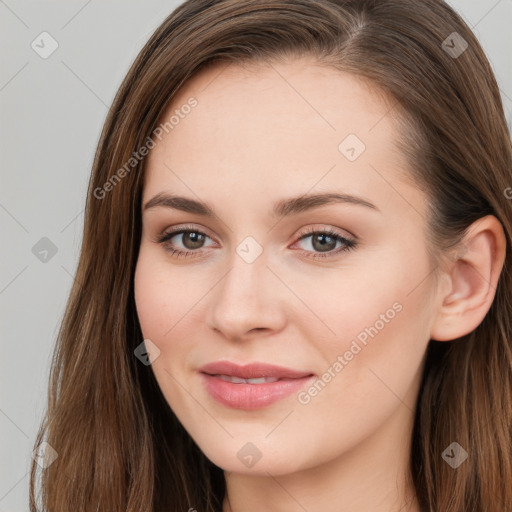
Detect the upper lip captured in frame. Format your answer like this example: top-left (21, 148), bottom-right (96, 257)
top-left (199, 361), bottom-right (314, 380)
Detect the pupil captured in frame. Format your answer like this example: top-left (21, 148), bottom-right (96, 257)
top-left (313, 234), bottom-right (335, 252)
top-left (184, 232), bottom-right (204, 248)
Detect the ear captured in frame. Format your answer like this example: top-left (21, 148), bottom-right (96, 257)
top-left (430, 215), bottom-right (507, 342)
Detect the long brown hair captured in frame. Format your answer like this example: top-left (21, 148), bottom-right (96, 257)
top-left (30, 1), bottom-right (512, 510)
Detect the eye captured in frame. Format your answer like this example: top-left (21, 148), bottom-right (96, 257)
top-left (155, 224), bottom-right (357, 260)
top-left (292, 227), bottom-right (357, 259)
top-left (156, 224), bottom-right (216, 259)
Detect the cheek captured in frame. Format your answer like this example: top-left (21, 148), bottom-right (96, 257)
top-left (289, 292), bottom-right (431, 466)
top-left (285, 248), bottom-right (430, 356)
top-left (133, 251), bottom-right (200, 406)
top-left (134, 248), bottom-right (202, 340)
top-left (292, 245), bottom-right (432, 389)
top-left (303, 256), bottom-right (433, 418)
top-left (134, 260), bottom-right (169, 341)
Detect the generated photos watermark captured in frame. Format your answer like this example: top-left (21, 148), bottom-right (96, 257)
top-left (93, 97), bottom-right (198, 200)
top-left (297, 301), bottom-right (403, 405)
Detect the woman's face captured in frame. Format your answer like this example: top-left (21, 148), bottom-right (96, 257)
top-left (134, 57), bottom-right (443, 475)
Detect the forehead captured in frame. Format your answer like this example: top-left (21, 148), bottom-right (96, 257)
top-left (154, 57), bottom-right (398, 153)
top-left (143, 57), bottom-right (419, 217)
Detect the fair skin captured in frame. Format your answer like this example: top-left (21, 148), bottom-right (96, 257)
top-left (134, 57), bottom-right (506, 512)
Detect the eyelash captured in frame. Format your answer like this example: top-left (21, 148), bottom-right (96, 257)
top-left (156, 224), bottom-right (357, 260)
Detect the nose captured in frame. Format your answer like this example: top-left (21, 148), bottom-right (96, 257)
top-left (206, 249), bottom-right (287, 341)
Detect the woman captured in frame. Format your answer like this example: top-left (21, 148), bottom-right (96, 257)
top-left (30, 0), bottom-right (512, 510)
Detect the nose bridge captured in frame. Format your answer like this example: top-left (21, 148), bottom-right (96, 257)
top-left (207, 242), bottom-right (284, 338)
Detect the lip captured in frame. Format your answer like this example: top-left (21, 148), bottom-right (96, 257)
top-left (199, 360), bottom-right (315, 410)
top-left (199, 360), bottom-right (314, 379)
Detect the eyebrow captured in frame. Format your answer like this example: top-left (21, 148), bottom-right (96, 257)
top-left (143, 191), bottom-right (380, 217)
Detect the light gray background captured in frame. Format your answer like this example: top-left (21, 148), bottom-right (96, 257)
top-left (1, 1), bottom-right (511, 510)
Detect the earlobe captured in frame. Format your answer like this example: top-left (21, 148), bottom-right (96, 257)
top-left (430, 215), bottom-right (506, 342)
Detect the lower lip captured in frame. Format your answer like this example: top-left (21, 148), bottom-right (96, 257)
top-left (200, 373), bottom-right (315, 409)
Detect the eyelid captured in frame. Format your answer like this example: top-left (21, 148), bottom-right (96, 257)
top-left (154, 223), bottom-right (217, 244)
top-left (155, 223), bottom-right (355, 244)
top-left (293, 224), bottom-right (356, 242)
top-left (155, 222), bottom-right (357, 259)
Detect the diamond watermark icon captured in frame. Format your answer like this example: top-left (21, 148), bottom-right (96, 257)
top-left (442, 32), bottom-right (468, 59)
top-left (338, 134), bottom-right (366, 162)
top-left (236, 236), bottom-right (263, 264)
top-left (32, 237), bottom-right (58, 263)
top-left (441, 441), bottom-right (469, 468)
top-left (237, 442), bottom-right (263, 468)
top-left (31, 31), bottom-right (59, 59)
top-left (32, 441), bottom-right (58, 469)
top-left (134, 339), bottom-right (161, 366)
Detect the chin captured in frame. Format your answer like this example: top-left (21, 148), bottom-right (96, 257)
top-left (196, 437), bottom-right (314, 476)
